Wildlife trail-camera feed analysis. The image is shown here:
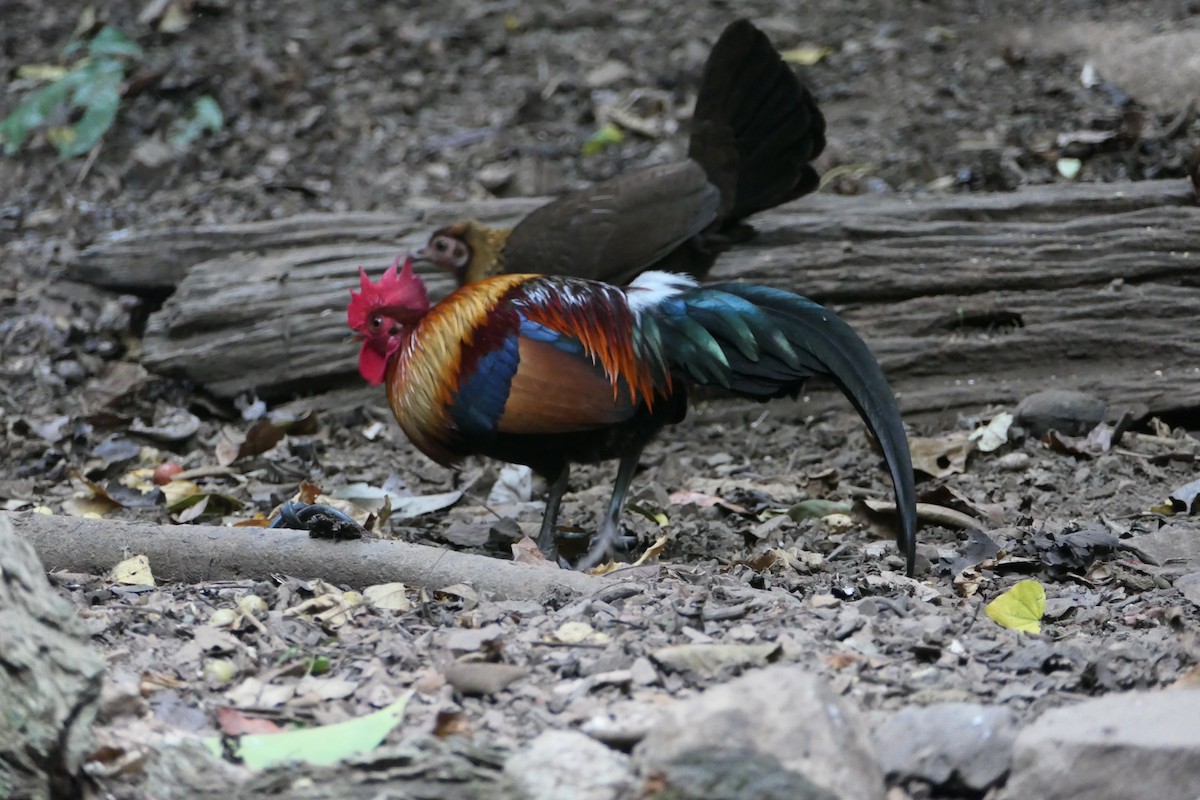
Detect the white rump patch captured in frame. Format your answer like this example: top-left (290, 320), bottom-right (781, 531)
top-left (625, 271), bottom-right (698, 316)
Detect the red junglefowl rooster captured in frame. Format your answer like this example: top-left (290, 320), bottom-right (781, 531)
top-left (346, 257), bottom-right (918, 575)
top-left (415, 19), bottom-right (826, 287)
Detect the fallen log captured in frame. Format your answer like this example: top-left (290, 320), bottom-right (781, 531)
top-left (69, 198), bottom-right (544, 293)
top-left (5, 512), bottom-right (616, 601)
top-left (70, 179), bottom-right (1200, 419)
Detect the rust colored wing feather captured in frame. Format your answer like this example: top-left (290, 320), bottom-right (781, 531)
top-left (497, 338), bottom-right (636, 435)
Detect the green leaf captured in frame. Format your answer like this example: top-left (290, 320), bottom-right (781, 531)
top-left (203, 692), bottom-right (412, 769)
top-left (1, 27), bottom-right (134, 160)
top-left (56, 62), bottom-right (122, 159)
top-left (88, 26), bottom-right (144, 59)
top-left (0, 78), bottom-right (72, 154)
top-left (305, 654), bottom-right (331, 675)
top-left (169, 95), bottom-right (224, 147)
top-left (985, 580), bottom-right (1046, 634)
top-left (582, 122), bottom-right (624, 156)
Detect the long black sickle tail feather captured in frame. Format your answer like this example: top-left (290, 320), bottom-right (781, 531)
top-left (648, 283), bottom-right (918, 575)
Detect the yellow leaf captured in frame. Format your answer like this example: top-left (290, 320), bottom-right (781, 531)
top-left (985, 580), bottom-right (1046, 634)
top-left (47, 127), bottom-right (77, 148)
top-left (161, 479), bottom-right (203, 507)
top-left (779, 46), bottom-right (833, 66)
top-left (628, 503), bottom-right (668, 526)
top-left (632, 532), bottom-right (670, 566)
top-left (908, 430), bottom-right (973, 478)
top-left (582, 123), bottom-right (624, 156)
top-left (363, 582), bottom-right (411, 612)
top-left (554, 621), bottom-right (596, 644)
top-left (111, 554), bottom-right (156, 587)
top-left (17, 64), bottom-right (70, 81)
top-left (62, 496), bottom-right (119, 518)
top-left (121, 467), bottom-right (158, 493)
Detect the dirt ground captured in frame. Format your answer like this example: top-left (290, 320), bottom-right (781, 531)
top-left (2, 0), bottom-right (1200, 797)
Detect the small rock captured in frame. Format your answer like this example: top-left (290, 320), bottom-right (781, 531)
top-left (652, 747), bottom-right (842, 800)
top-left (1002, 689), bottom-right (1200, 800)
top-left (476, 163), bottom-right (514, 192)
top-left (1136, 524), bottom-right (1200, 571)
top-left (132, 136), bottom-right (175, 168)
top-left (584, 59), bottom-right (633, 87)
top-left (705, 452), bottom-right (734, 467)
top-left (997, 452), bottom-right (1030, 471)
top-left (650, 642), bottom-right (779, 678)
top-left (629, 656), bottom-right (659, 686)
top-left (635, 666), bottom-right (884, 800)
top-left (442, 662), bottom-right (526, 696)
top-left (874, 702), bottom-right (1017, 791)
top-left (581, 701), bottom-right (665, 747)
top-left (505, 730), bottom-right (634, 800)
top-left (1176, 573), bottom-right (1200, 607)
top-left (24, 207), bottom-right (62, 227)
top-left (53, 360), bottom-right (88, 386)
top-left (438, 624), bottom-right (505, 653)
top-left (1014, 389), bottom-right (1106, 436)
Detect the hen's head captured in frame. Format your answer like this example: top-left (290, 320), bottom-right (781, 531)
top-left (347, 255), bottom-right (429, 386)
top-left (415, 222), bottom-right (473, 275)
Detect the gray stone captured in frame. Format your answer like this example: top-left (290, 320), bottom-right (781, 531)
top-left (442, 662), bottom-right (527, 696)
top-left (1014, 389), bottom-right (1106, 436)
top-left (634, 665), bottom-right (884, 800)
top-left (504, 730), bottom-right (634, 800)
top-left (1137, 522), bottom-right (1200, 572)
top-left (651, 747), bottom-right (843, 800)
top-left (1176, 572), bottom-right (1200, 607)
top-left (874, 702), bottom-right (1016, 791)
top-left (1002, 689), bottom-right (1200, 800)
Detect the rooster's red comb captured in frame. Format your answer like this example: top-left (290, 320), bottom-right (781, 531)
top-left (347, 255), bottom-right (429, 330)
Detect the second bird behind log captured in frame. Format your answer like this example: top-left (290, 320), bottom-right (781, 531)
top-left (414, 19), bottom-right (827, 287)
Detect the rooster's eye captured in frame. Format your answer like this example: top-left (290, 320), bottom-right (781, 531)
top-left (434, 238), bottom-right (448, 253)
top-left (369, 315), bottom-right (383, 330)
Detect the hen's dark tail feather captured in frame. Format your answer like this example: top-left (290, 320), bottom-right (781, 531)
top-left (646, 283), bottom-right (917, 575)
top-left (688, 19), bottom-right (827, 226)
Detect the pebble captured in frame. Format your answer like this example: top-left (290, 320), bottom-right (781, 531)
top-left (874, 702), bottom-right (1017, 791)
top-left (1014, 389), bottom-right (1106, 436)
top-left (998, 452), bottom-right (1030, 471)
top-left (505, 730), bottom-right (634, 800)
top-left (1002, 689), bottom-right (1200, 800)
top-left (635, 666), bottom-right (885, 800)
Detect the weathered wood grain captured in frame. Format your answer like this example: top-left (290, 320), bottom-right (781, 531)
top-left (71, 179), bottom-right (1200, 419)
